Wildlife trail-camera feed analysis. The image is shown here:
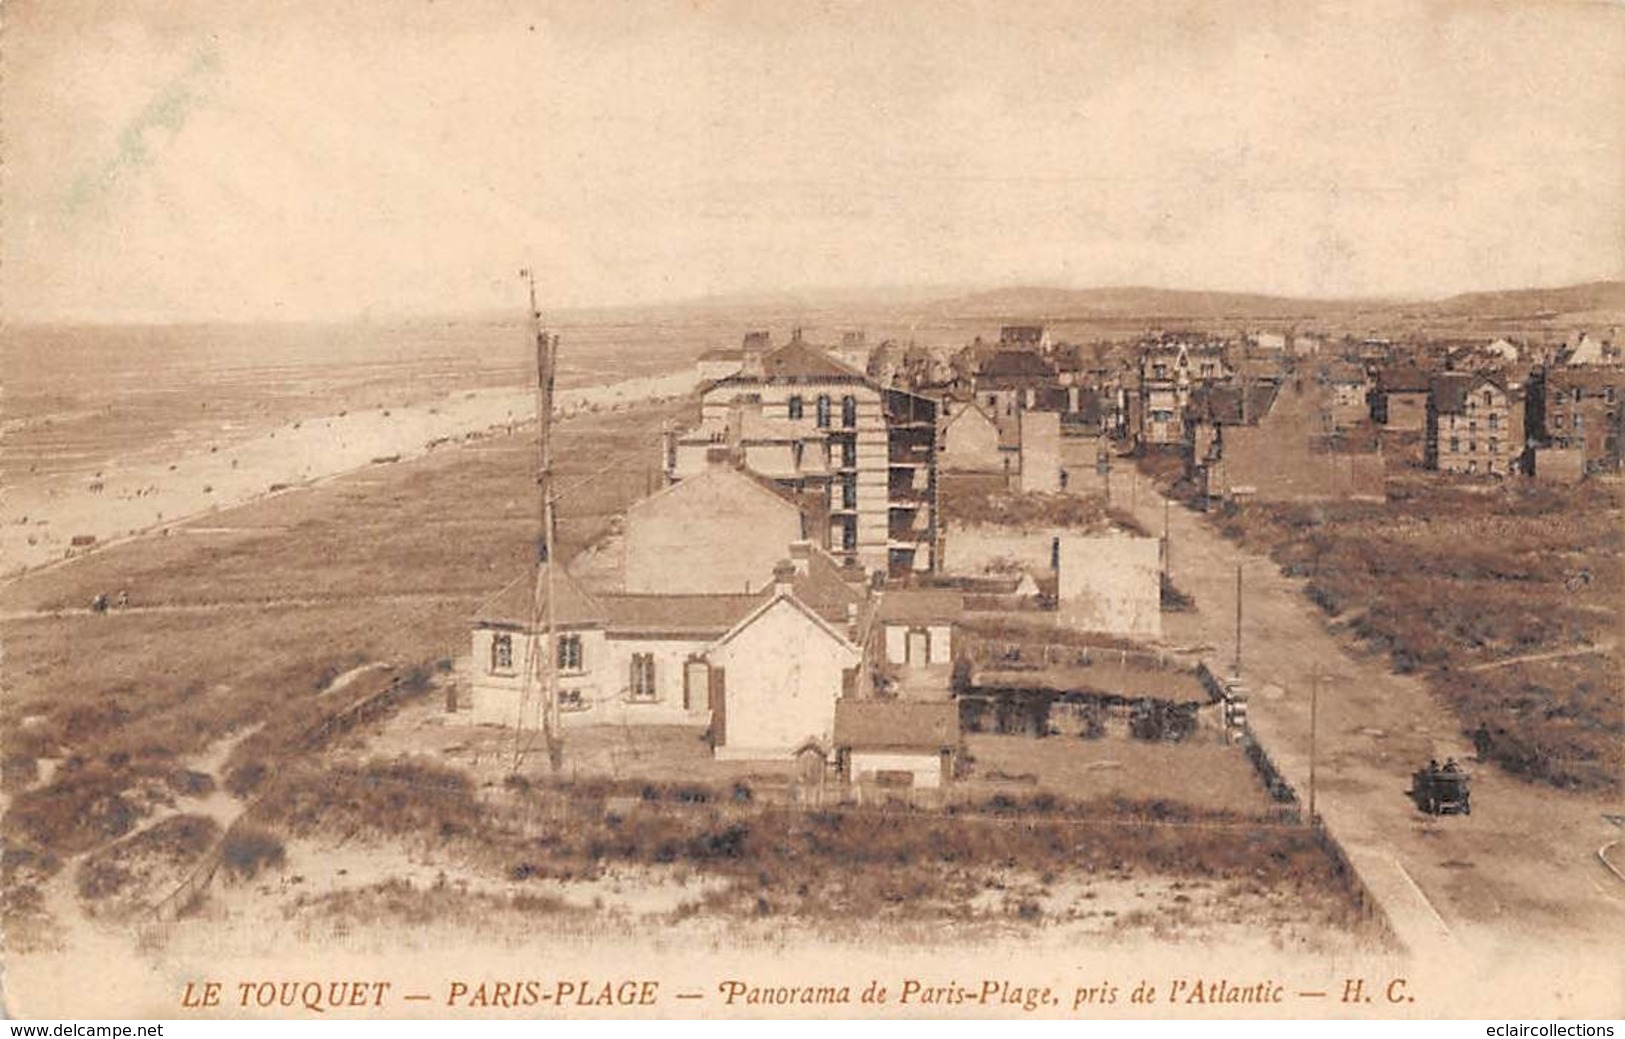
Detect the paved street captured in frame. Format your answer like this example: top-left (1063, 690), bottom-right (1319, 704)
top-left (1115, 474), bottom-right (1624, 972)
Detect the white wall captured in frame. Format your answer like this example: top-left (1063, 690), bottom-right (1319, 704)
top-left (709, 599), bottom-right (857, 759)
top-left (1056, 535), bottom-right (1162, 638)
top-left (941, 522), bottom-right (1066, 575)
top-left (466, 626), bottom-right (609, 728)
top-left (850, 750), bottom-right (944, 789)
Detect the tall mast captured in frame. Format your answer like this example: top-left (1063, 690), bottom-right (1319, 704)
top-left (515, 268), bottom-right (563, 772)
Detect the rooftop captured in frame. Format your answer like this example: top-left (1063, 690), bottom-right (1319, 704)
top-left (834, 699), bottom-right (960, 751)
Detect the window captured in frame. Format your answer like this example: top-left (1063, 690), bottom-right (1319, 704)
top-left (1468, 440), bottom-right (1477, 453)
top-left (815, 395), bottom-right (831, 428)
top-left (1607, 387), bottom-right (1617, 405)
top-left (1489, 438), bottom-right (1499, 455)
top-left (1554, 415), bottom-right (1565, 429)
top-left (1488, 413), bottom-right (1499, 430)
top-left (491, 633), bottom-right (514, 673)
top-left (841, 516), bottom-right (858, 551)
top-left (842, 472), bottom-right (858, 509)
top-left (629, 653), bottom-right (656, 701)
top-left (841, 395), bottom-right (857, 428)
top-left (557, 634), bottom-right (583, 672)
top-left (1574, 415), bottom-right (1584, 431)
top-left (1468, 420), bottom-right (1477, 432)
top-left (1483, 390), bottom-right (1493, 407)
top-left (787, 395), bottom-right (804, 420)
top-left (1573, 387), bottom-right (1583, 403)
top-left (841, 439), bottom-right (857, 469)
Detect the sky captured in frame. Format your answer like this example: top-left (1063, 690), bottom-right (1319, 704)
top-left (4, 0), bottom-right (1623, 322)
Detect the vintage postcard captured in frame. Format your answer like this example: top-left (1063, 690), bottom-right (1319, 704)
top-left (2, 0), bottom-right (1621, 1023)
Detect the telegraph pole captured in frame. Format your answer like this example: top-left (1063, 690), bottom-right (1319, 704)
top-left (1163, 495), bottom-right (1172, 580)
top-left (1233, 562), bottom-right (1243, 676)
top-left (1309, 670), bottom-right (1319, 824)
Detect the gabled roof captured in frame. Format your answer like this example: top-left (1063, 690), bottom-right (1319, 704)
top-left (475, 566), bottom-right (610, 630)
top-left (624, 465), bottom-right (803, 525)
top-left (763, 543), bottom-right (866, 623)
top-left (761, 339), bottom-right (865, 379)
top-left (834, 700), bottom-right (960, 751)
top-left (943, 402), bottom-right (997, 432)
top-left (709, 591), bottom-right (858, 655)
top-left (1430, 371), bottom-right (1510, 414)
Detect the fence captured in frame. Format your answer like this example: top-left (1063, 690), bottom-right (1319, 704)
top-left (150, 671), bottom-right (424, 922)
top-left (963, 636), bottom-right (1195, 675)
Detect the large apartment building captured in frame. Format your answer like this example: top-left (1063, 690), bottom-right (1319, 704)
top-left (1134, 339), bottom-right (1232, 447)
top-left (1425, 372), bottom-right (1524, 475)
top-left (1526, 366), bottom-right (1624, 473)
top-left (666, 331), bottom-right (938, 578)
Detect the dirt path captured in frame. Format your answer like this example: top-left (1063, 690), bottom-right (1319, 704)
top-left (1119, 484), bottom-right (1625, 969)
top-left (1461, 642), bottom-right (1614, 672)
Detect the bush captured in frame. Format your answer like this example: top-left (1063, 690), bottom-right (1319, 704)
top-left (220, 825), bottom-right (286, 881)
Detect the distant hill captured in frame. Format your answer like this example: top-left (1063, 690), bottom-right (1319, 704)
top-left (922, 285), bottom-right (1380, 321)
top-left (922, 281), bottom-right (1625, 327)
top-left (1416, 281), bottom-right (1625, 320)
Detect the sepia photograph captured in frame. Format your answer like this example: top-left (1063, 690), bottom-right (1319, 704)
top-left (1, 0), bottom-right (1621, 1023)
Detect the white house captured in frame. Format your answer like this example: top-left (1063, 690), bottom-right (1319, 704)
top-left (706, 590), bottom-right (862, 760)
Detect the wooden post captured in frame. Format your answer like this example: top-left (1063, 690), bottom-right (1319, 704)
top-left (1233, 562), bottom-right (1243, 676)
top-left (1309, 670), bottom-right (1319, 825)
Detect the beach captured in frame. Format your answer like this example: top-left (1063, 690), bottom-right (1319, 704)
top-left (1, 369), bottom-right (693, 580)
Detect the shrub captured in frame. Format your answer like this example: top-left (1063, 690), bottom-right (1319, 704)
top-left (220, 825), bottom-right (286, 881)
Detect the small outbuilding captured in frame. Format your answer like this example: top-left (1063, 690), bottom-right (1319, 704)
top-left (834, 699), bottom-right (961, 790)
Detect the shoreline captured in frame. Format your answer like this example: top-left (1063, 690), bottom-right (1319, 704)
top-left (1, 369), bottom-right (694, 583)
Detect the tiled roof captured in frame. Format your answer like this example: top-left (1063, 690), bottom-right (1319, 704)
top-left (1374, 365), bottom-right (1431, 394)
top-left (834, 700), bottom-right (960, 750)
top-left (1429, 372), bottom-right (1474, 414)
top-left (876, 589), bottom-right (963, 624)
top-left (475, 566), bottom-right (610, 629)
top-left (980, 350), bottom-right (1057, 381)
top-left (773, 543), bottom-right (866, 623)
top-left (599, 593), bottom-right (760, 636)
top-left (760, 340), bottom-right (867, 380)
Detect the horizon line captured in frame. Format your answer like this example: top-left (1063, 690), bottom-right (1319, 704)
top-left (5, 276), bottom-right (1621, 329)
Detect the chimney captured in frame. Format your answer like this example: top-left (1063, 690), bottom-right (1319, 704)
top-left (741, 330), bottom-right (770, 376)
top-left (788, 540), bottom-right (813, 576)
top-left (772, 559), bottom-right (797, 597)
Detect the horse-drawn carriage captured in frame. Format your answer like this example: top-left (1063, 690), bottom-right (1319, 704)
top-left (1410, 760), bottom-right (1471, 815)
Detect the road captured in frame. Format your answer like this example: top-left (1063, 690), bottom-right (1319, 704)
top-left (1118, 480), bottom-right (1624, 975)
